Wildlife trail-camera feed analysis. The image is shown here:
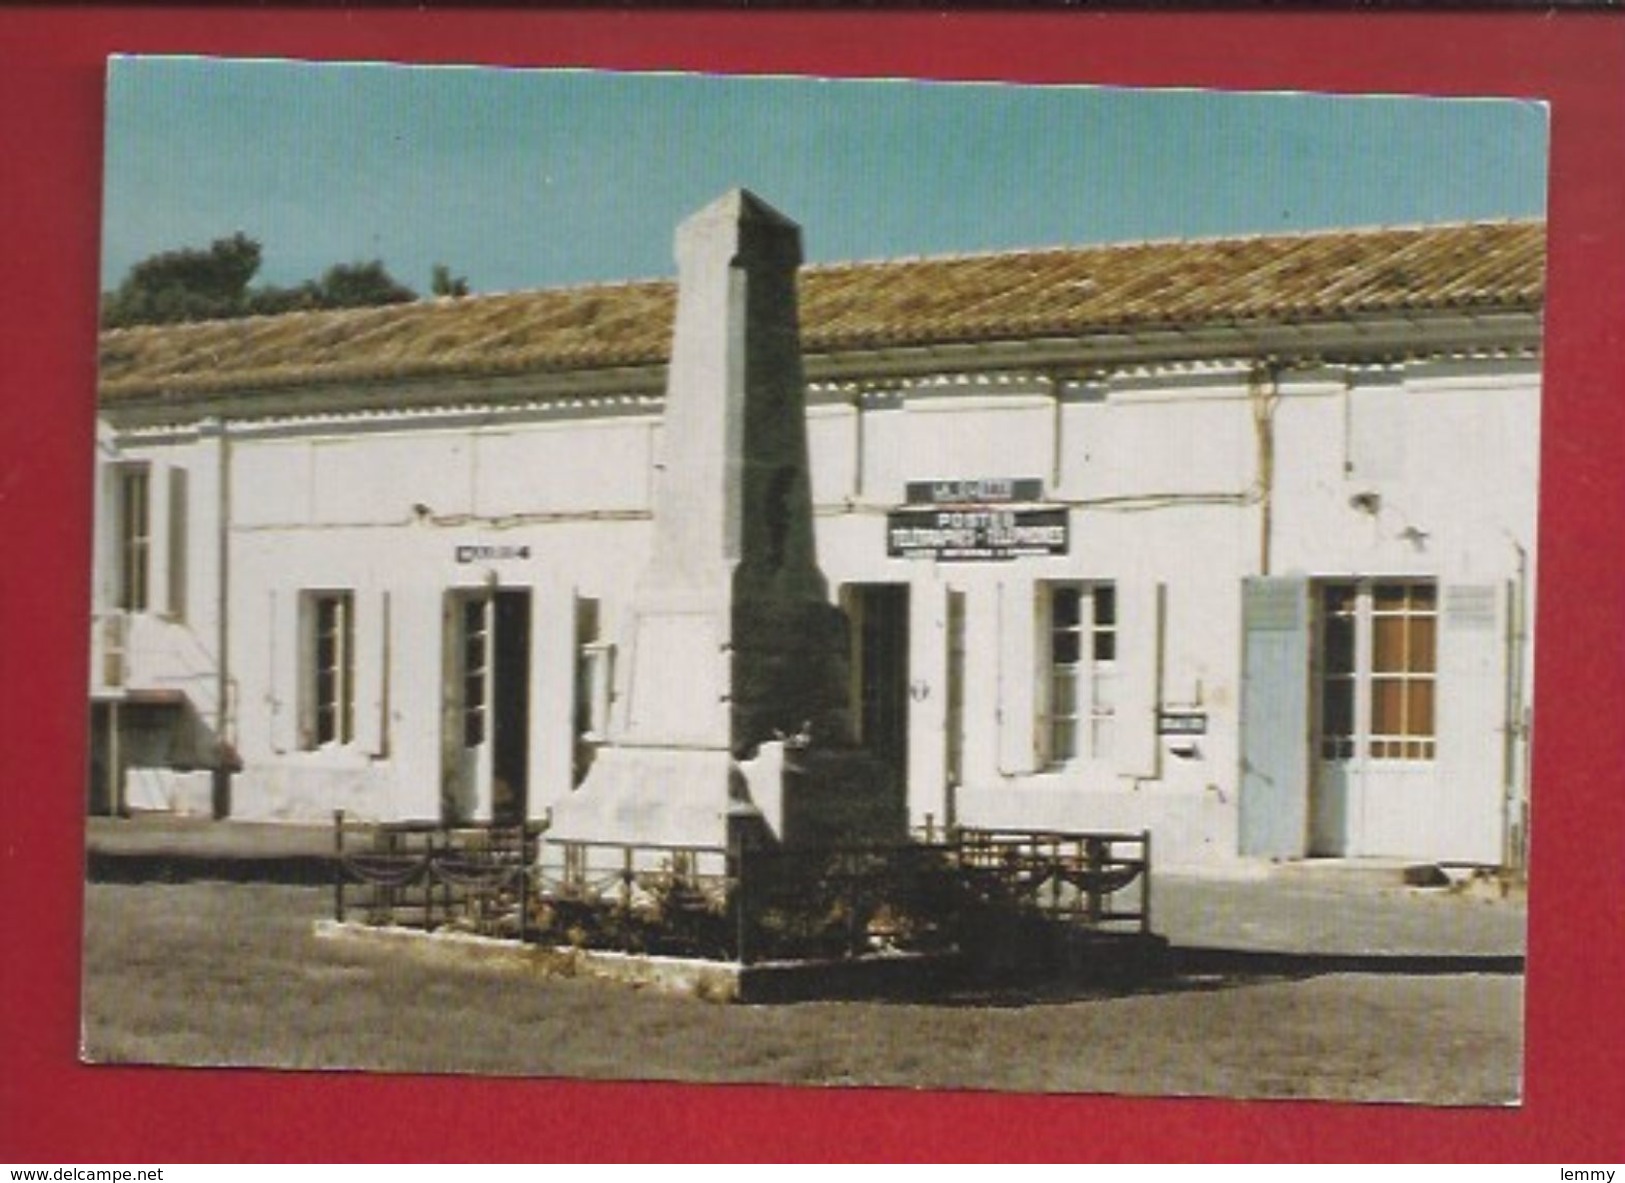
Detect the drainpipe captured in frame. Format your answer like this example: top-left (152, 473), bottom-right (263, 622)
top-left (207, 417), bottom-right (233, 818)
top-left (1504, 539), bottom-right (1530, 874)
top-left (1249, 363), bottom-right (1280, 576)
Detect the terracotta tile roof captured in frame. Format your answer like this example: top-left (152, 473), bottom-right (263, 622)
top-left (98, 220), bottom-right (1544, 404)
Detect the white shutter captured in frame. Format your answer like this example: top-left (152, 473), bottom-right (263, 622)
top-left (1435, 582), bottom-right (1510, 864)
top-left (353, 588), bottom-right (388, 756)
top-left (996, 581), bottom-right (1039, 775)
top-left (1114, 576), bottom-right (1164, 780)
top-left (1238, 576), bottom-right (1312, 859)
top-left (144, 460), bottom-right (172, 616)
top-left (269, 589), bottom-right (302, 754)
top-left (907, 580), bottom-right (949, 825)
top-left (165, 466), bottom-right (189, 621)
top-left (530, 583), bottom-right (578, 820)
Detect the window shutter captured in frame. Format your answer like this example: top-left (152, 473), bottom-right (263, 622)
top-left (353, 588), bottom-right (388, 757)
top-left (1114, 576), bottom-right (1163, 779)
top-left (1435, 582), bottom-right (1510, 864)
top-left (269, 589), bottom-right (301, 754)
top-left (531, 584), bottom-right (578, 817)
top-left (1238, 576), bottom-right (1312, 858)
top-left (907, 581), bottom-right (949, 820)
top-left (996, 581), bottom-right (1040, 775)
top-left (165, 466), bottom-right (188, 621)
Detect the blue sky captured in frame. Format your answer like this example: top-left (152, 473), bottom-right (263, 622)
top-left (101, 57), bottom-right (1550, 296)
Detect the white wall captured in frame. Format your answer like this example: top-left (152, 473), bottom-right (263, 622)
top-left (96, 351), bottom-right (1541, 866)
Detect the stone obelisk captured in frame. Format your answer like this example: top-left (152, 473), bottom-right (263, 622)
top-left (547, 189), bottom-right (863, 851)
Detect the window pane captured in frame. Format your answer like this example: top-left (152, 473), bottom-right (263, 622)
top-left (1050, 671), bottom-right (1078, 716)
top-left (1372, 615), bottom-right (1407, 673)
top-left (1324, 583), bottom-right (1357, 614)
top-left (1052, 586), bottom-right (1082, 628)
top-left (1093, 625), bottom-right (1116, 663)
top-left (1053, 630), bottom-right (1081, 666)
top-left (1409, 679), bottom-right (1435, 737)
top-left (1373, 583), bottom-right (1409, 612)
top-left (1092, 585), bottom-right (1116, 628)
top-left (1371, 676), bottom-right (1407, 736)
top-left (1323, 614), bottom-right (1355, 675)
top-left (1321, 677), bottom-right (1354, 739)
top-left (1409, 615), bottom-right (1437, 674)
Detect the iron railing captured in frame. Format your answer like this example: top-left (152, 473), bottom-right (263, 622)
top-left (332, 812), bottom-right (1152, 966)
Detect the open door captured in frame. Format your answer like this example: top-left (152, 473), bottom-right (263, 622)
top-left (842, 583), bottom-right (910, 795)
top-left (444, 588), bottom-right (532, 825)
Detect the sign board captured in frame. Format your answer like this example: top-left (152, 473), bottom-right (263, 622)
top-left (455, 544), bottom-right (532, 564)
top-left (906, 477), bottom-right (1044, 505)
top-left (1158, 710), bottom-right (1209, 736)
top-left (888, 506), bottom-right (1069, 561)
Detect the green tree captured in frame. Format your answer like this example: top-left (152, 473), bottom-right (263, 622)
top-left (103, 238), bottom-right (425, 327)
top-left (431, 264), bottom-right (470, 299)
top-left (314, 260), bottom-right (418, 309)
top-left (102, 232), bottom-right (263, 327)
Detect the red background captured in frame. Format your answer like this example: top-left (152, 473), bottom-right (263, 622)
top-left (2, 6), bottom-right (1621, 1163)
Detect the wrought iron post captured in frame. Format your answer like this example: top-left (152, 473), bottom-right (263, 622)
top-left (333, 809), bottom-right (346, 923)
top-left (1140, 829), bottom-right (1153, 936)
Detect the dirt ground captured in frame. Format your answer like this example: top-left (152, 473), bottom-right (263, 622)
top-left (79, 879), bottom-right (1525, 1105)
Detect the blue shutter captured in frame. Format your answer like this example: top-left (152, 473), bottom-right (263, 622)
top-left (1239, 576), bottom-right (1311, 858)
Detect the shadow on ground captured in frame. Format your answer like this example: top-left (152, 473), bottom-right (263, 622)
top-left (893, 945), bottom-right (1526, 1011)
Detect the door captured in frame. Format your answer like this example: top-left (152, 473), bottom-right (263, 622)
top-left (444, 588), bottom-right (532, 825)
top-left (1311, 580), bottom-right (1438, 856)
top-left (843, 584), bottom-right (910, 794)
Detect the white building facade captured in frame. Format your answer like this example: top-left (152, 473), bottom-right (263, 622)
top-left (90, 220), bottom-right (1543, 868)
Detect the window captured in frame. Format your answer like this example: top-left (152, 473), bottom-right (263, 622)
top-left (1369, 582), bottom-right (1437, 760)
top-left (1319, 580), bottom-right (1436, 762)
top-left (1040, 582), bottom-right (1117, 766)
top-left (305, 591), bottom-right (355, 748)
top-left (116, 466), bottom-right (150, 612)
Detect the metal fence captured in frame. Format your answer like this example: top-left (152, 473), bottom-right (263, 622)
top-left (332, 812), bottom-right (1152, 967)
top-left (333, 813), bottom-right (544, 939)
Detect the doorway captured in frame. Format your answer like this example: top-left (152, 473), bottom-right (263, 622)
top-left (842, 583), bottom-right (910, 794)
top-left (1311, 580), bottom-right (1437, 856)
top-left (445, 588), bottom-right (532, 825)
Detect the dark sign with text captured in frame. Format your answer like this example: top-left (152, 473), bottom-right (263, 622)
top-left (455, 543), bottom-right (532, 564)
top-left (888, 505), bottom-right (1069, 561)
top-left (1157, 710), bottom-right (1209, 736)
top-left (906, 477), bottom-right (1045, 505)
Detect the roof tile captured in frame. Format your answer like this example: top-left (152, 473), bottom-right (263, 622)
top-left (99, 221), bottom-right (1544, 402)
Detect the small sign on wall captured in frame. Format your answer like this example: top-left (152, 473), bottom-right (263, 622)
top-left (455, 544), bottom-right (532, 564)
top-left (1158, 710), bottom-right (1209, 736)
top-left (905, 477), bottom-right (1045, 506)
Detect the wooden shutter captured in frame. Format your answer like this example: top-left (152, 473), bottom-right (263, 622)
top-left (1238, 576), bottom-right (1312, 858)
top-left (996, 581), bottom-right (1040, 775)
top-left (353, 588), bottom-right (388, 756)
top-left (1435, 582), bottom-right (1510, 864)
top-left (1114, 576), bottom-right (1164, 779)
top-left (268, 589), bottom-right (301, 754)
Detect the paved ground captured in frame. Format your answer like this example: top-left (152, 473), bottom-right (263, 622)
top-left (84, 814), bottom-right (1527, 960)
top-left (80, 816), bottom-right (1526, 1101)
